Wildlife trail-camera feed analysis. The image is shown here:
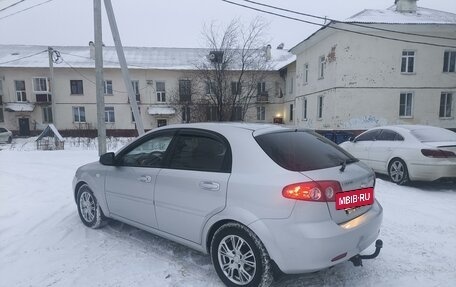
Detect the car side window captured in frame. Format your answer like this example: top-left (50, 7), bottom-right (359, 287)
top-left (395, 133), bottom-right (404, 141)
top-left (120, 134), bottom-right (173, 167)
top-left (0, 128), bottom-right (6, 133)
top-left (356, 130), bottom-right (381, 142)
top-left (168, 134), bottom-right (230, 173)
top-left (377, 129), bottom-right (398, 141)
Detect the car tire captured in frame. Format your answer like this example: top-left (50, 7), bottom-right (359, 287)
top-left (388, 158), bottom-right (409, 185)
top-left (76, 184), bottom-right (106, 229)
top-left (211, 223), bottom-right (273, 287)
top-left (7, 136), bottom-right (12, 144)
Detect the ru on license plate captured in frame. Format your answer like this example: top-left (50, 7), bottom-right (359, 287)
top-left (335, 187), bottom-right (374, 210)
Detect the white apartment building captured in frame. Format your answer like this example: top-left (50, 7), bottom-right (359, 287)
top-left (0, 45), bottom-right (293, 136)
top-left (287, 0), bottom-right (456, 131)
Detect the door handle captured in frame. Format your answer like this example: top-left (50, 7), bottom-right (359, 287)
top-left (199, 181), bottom-right (220, 191)
top-left (138, 175), bottom-right (152, 183)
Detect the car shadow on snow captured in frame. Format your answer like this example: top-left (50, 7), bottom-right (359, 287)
top-left (99, 219), bottom-right (379, 286)
top-left (375, 173), bottom-right (456, 192)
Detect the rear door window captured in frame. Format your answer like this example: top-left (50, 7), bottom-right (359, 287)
top-left (356, 129), bottom-right (381, 142)
top-left (167, 131), bottom-right (231, 173)
top-left (377, 129), bottom-right (402, 141)
top-left (255, 130), bottom-right (357, 172)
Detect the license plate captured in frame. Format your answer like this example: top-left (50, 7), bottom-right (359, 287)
top-left (335, 187), bottom-right (374, 210)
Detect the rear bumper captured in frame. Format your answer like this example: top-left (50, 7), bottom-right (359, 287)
top-left (248, 200), bottom-right (383, 274)
top-left (409, 162), bottom-right (456, 181)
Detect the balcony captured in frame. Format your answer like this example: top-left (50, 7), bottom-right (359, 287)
top-left (256, 92), bottom-right (269, 103)
top-left (35, 93), bottom-right (52, 104)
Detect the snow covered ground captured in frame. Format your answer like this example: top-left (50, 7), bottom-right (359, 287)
top-left (1, 139), bottom-right (455, 287)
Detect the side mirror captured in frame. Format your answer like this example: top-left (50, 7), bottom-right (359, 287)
top-left (100, 152), bottom-right (116, 166)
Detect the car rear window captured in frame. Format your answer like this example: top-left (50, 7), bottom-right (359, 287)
top-left (411, 128), bottom-right (456, 142)
top-left (255, 130), bottom-right (357, 172)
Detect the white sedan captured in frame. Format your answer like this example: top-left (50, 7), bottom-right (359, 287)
top-left (340, 125), bottom-right (456, 184)
top-left (0, 127), bottom-right (13, 143)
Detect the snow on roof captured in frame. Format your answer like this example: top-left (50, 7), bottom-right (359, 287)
top-left (147, 106), bottom-right (176, 116)
top-left (346, 5), bottom-right (456, 24)
top-left (4, 102), bottom-right (35, 112)
top-left (0, 45), bottom-right (295, 71)
top-left (36, 124), bottom-right (65, 141)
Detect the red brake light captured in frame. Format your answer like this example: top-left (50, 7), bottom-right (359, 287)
top-left (282, 181), bottom-right (342, 202)
top-left (421, 149), bottom-right (456, 158)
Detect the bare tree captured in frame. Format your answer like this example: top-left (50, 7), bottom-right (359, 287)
top-left (196, 18), bottom-right (272, 121)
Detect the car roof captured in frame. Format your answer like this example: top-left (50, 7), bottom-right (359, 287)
top-left (366, 125), bottom-right (442, 133)
top-left (154, 122), bottom-right (296, 135)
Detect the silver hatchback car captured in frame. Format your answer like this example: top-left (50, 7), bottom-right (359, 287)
top-left (73, 123), bottom-right (383, 287)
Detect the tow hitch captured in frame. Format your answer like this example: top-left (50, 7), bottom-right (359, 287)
top-left (349, 239), bottom-right (383, 267)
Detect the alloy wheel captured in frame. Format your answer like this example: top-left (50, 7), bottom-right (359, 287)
top-left (79, 191), bottom-right (96, 223)
top-left (217, 235), bottom-right (257, 285)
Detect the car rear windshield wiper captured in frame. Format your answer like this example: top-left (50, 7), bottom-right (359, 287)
top-left (339, 158), bottom-right (358, 172)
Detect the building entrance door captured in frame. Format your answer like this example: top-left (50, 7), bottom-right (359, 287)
top-left (18, 118), bottom-right (30, 136)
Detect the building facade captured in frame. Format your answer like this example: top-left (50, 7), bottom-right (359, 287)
top-left (288, 0), bottom-right (456, 130)
top-left (0, 45), bottom-right (293, 136)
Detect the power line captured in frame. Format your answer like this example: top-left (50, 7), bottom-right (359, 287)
top-left (59, 55), bottom-right (149, 94)
top-left (0, 49), bottom-right (47, 65)
top-left (241, 0), bottom-right (456, 41)
top-left (221, 0), bottom-right (456, 49)
top-left (0, 0), bottom-right (55, 21)
top-left (58, 51), bottom-right (150, 69)
top-left (0, 0), bottom-right (25, 13)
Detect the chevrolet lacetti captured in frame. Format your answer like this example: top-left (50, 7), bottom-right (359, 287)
top-left (73, 123), bottom-right (383, 287)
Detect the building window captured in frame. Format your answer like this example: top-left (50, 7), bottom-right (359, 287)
top-left (205, 81), bottom-right (216, 95)
top-left (182, 106), bottom-right (191, 123)
top-left (70, 80), bottom-right (83, 95)
top-left (73, 106), bottom-right (86, 122)
top-left (42, 106), bottom-right (53, 123)
top-left (257, 82), bottom-right (267, 95)
top-left (206, 106), bottom-right (219, 121)
top-left (0, 80), bottom-right (3, 105)
top-left (440, 92), bottom-right (453, 118)
top-left (15, 80), bottom-right (27, 101)
top-left (288, 77), bottom-right (293, 94)
top-left (157, 119), bottom-right (167, 127)
top-left (179, 80), bottom-right (192, 102)
top-left (443, 51), bottom-right (456, 73)
top-left (0, 107), bottom-right (3, 122)
top-left (104, 80), bottom-right (113, 95)
top-left (302, 97), bottom-right (307, 120)
top-left (399, 92), bottom-right (413, 117)
top-left (232, 106), bottom-right (242, 121)
top-left (156, 81), bottom-right (166, 102)
top-left (289, 104), bottom-right (294, 121)
top-left (131, 107), bottom-right (141, 122)
top-left (231, 81), bottom-right (241, 95)
top-left (257, 106), bottom-right (265, 121)
top-left (303, 64), bottom-right (309, 85)
top-left (401, 51), bottom-right (415, 73)
top-left (318, 96), bottom-right (324, 119)
top-left (131, 80), bottom-right (140, 101)
top-left (105, 106), bottom-right (115, 123)
top-left (318, 56), bottom-right (325, 79)
top-left (33, 77), bottom-right (49, 92)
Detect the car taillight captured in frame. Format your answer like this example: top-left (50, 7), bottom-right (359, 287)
top-left (282, 181), bottom-right (342, 202)
top-left (421, 149), bottom-right (456, 158)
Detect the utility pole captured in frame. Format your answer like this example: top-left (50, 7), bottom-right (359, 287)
top-left (104, 0), bottom-right (145, 135)
top-left (48, 47), bottom-right (57, 127)
top-left (94, 0), bottom-right (107, 155)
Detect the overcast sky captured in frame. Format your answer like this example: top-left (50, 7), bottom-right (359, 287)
top-left (0, 0), bottom-right (455, 50)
